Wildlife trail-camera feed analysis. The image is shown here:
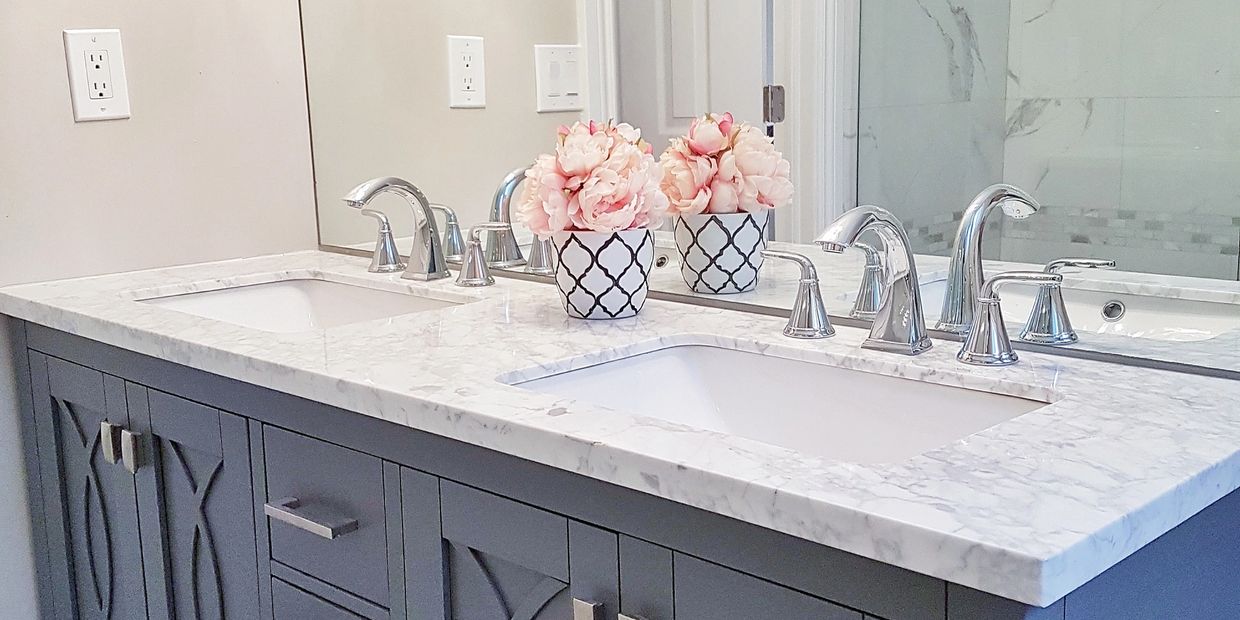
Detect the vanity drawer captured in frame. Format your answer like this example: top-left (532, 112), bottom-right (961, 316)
top-left (272, 578), bottom-right (366, 620)
top-left (264, 426), bottom-right (389, 604)
top-left (675, 554), bottom-right (862, 620)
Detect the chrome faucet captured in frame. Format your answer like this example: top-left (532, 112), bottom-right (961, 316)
top-left (937, 184), bottom-right (1041, 334)
top-left (815, 205), bottom-right (932, 355)
top-left (849, 241), bottom-right (885, 321)
top-left (486, 167), bottom-right (531, 268)
top-left (430, 204), bottom-right (466, 264)
top-left (343, 177), bottom-right (451, 281)
top-left (760, 250), bottom-right (835, 339)
top-left (959, 271), bottom-right (1062, 366)
top-left (1019, 258), bottom-right (1116, 345)
top-left (357, 209), bottom-right (406, 274)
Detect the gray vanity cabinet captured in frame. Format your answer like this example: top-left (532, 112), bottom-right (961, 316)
top-left (29, 354), bottom-right (149, 620)
top-left (672, 554), bottom-right (862, 620)
top-left (27, 352), bottom-right (259, 620)
top-left (403, 474), bottom-right (620, 620)
top-left (128, 387), bottom-right (260, 619)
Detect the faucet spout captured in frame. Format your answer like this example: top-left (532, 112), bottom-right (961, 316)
top-left (486, 167), bottom-right (531, 268)
top-left (342, 176), bottom-right (450, 281)
top-left (937, 184), bottom-right (1041, 334)
top-left (815, 205), bottom-right (932, 355)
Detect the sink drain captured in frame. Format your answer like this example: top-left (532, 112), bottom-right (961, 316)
top-left (655, 254), bottom-right (671, 268)
top-left (1101, 300), bottom-right (1126, 322)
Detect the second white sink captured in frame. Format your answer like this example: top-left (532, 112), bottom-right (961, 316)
top-left (513, 345), bottom-right (1048, 464)
top-left (141, 278), bottom-right (464, 333)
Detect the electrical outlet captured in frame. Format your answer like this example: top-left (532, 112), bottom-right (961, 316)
top-left (534, 45), bottom-right (583, 113)
top-left (64, 29), bottom-right (131, 121)
top-left (85, 50), bottom-right (114, 99)
top-left (447, 35), bottom-right (486, 108)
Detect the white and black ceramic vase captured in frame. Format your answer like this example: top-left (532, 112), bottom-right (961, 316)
top-left (551, 229), bottom-right (654, 319)
top-left (674, 211), bottom-right (771, 294)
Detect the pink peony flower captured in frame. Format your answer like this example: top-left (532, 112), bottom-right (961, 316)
top-left (659, 113), bottom-right (793, 216)
top-left (518, 121), bottom-right (668, 236)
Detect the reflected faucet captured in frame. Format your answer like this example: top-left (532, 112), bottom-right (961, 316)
top-left (815, 205), bottom-right (932, 355)
top-left (342, 177), bottom-right (451, 281)
top-left (937, 184), bottom-right (1041, 334)
top-left (486, 167), bottom-right (531, 268)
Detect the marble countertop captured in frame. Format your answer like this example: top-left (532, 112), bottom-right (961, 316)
top-left (4, 250), bottom-right (1240, 606)
top-left (642, 234), bottom-right (1240, 373)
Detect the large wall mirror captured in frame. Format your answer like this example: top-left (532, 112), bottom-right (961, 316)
top-left (307, 0), bottom-right (1239, 375)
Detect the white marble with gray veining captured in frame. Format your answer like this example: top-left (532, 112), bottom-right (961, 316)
top-left (4, 250), bottom-right (1240, 607)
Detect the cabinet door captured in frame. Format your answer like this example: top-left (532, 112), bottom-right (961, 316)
top-left (403, 475), bottom-right (619, 620)
top-left (130, 386), bottom-right (260, 619)
top-left (29, 354), bottom-right (148, 620)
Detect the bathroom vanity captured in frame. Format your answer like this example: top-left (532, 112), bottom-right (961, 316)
top-left (5, 252), bottom-right (1240, 620)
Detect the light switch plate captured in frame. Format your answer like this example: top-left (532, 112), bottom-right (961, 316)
top-left (534, 45), bottom-right (583, 113)
top-left (64, 29), bottom-right (131, 122)
top-left (447, 35), bottom-right (486, 108)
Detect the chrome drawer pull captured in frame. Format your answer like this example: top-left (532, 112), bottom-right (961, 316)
top-left (120, 429), bottom-right (142, 474)
top-left (100, 421), bottom-right (122, 464)
top-left (572, 598), bottom-right (603, 620)
top-left (264, 497), bottom-right (359, 540)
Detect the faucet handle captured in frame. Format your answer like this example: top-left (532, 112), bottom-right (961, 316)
top-left (1018, 259), bottom-right (1111, 346)
top-left (960, 271), bottom-right (1062, 366)
top-left (359, 209), bottom-right (406, 274)
top-left (456, 223), bottom-right (512, 287)
top-left (1043, 257), bottom-right (1116, 274)
top-left (761, 250), bottom-right (835, 339)
top-left (430, 204), bottom-right (466, 263)
top-left (849, 242), bottom-right (885, 320)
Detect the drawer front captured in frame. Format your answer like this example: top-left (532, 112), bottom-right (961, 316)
top-left (272, 578), bottom-right (366, 620)
top-left (675, 554), bottom-right (863, 620)
top-left (264, 426), bottom-right (389, 604)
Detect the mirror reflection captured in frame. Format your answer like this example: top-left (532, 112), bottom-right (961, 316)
top-left (308, 0), bottom-right (1240, 372)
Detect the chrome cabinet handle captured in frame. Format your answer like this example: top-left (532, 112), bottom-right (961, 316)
top-left (619, 614), bottom-right (649, 620)
top-left (100, 421), bottom-right (122, 465)
top-left (572, 598), bottom-right (603, 620)
top-left (264, 497), bottom-right (359, 540)
top-left (119, 429), bottom-right (142, 474)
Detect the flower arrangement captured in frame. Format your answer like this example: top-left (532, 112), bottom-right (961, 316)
top-left (517, 120), bottom-right (669, 236)
top-left (659, 112), bottom-right (794, 215)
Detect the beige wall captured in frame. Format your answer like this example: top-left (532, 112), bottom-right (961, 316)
top-left (0, 1), bottom-right (317, 287)
top-left (0, 1), bottom-right (317, 614)
top-left (303, 0), bottom-right (580, 249)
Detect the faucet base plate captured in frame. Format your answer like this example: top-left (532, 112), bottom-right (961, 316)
top-left (861, 337), bottom-right (933, 356)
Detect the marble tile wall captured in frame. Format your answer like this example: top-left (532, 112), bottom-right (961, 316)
top-left (999, 0), bottom-right (1240, 279)
top-left (858, 0), bottom-right (1240, 279)
top-left (856, 0), bottom-right (1011, 257)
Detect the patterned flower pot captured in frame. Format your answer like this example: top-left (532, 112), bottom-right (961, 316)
top-left (674, 211), bottom-right (771, 294)
top-left (551, 229), bottom-right (654, 320)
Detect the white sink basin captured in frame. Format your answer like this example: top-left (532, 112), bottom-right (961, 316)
top-left (513, 345), bottom-right (1047, 464)
top-left (918, 279), bottom-right (1239, 342)
top-left (141, 278), bottom-right (463, 333)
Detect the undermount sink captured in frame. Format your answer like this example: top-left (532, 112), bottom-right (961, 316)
top-left (140, 278), bottom-right (464, 333)
top-left (917, 279), bottom-right (1239, 342)
top-left (512, 345), bottom-right (1048, 464)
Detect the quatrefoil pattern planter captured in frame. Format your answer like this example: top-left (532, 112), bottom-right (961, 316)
top-left (551, 229), bottom-right (654, 320)
top-left (674, 211), bottom-right (771, 295)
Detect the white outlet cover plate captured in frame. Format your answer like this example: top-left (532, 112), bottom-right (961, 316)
top-left (64, 29), bottom-right (131, 121)
top-left (534, 45), bottom-right (583, 113)
top-left (447, 35), bottom-right (486, 109)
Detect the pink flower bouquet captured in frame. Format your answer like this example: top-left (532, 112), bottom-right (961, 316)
top-left (661, 113), bottom-right (794, 295)
top-left (517, 120), bottom-right (669, 236)
top-left (659, 112), bottom-right (794, 216)
top-left (519, 120), bottom-right (664, 320)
